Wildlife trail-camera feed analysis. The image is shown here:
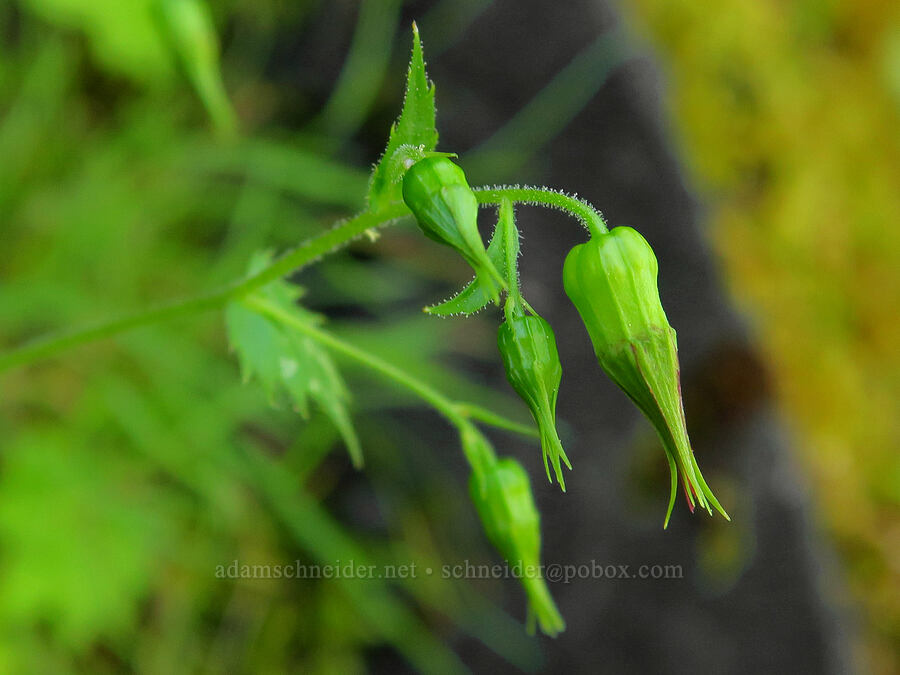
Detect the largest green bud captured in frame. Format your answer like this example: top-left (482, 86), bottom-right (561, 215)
top-left (563, 226), bottom-right (728, 527)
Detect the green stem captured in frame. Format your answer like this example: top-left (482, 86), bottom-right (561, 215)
top-left (0, 291), bottom-right (225, 374)
top-left (499, 198), bottom-right (524, 323)
top-left (244, 295), bottom-right (533, 443)
top-left (0, 203), bottom-right (409, 374)
top-left (0, 186), bottom-right (606, 374)
top-left (453, 403), bottom-right (538, 439)
top-left (475, 186), bottom-right (608, 237)
top-left (458, 424), bottom-right (497, 478)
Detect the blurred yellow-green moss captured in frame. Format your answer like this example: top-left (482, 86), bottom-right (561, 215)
top-left (625, 0), bottom-right (900, 670)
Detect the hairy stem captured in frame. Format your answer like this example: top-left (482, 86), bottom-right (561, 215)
top-left (0, 203), bottom-right (409, 374)
top-left (453, 403), bottom-right (537, 439)
top-left (499, 198), bottom-right (524, 323)
top-left (244, 295), bottom-right (535, 440)
top-left (0, 186), bottom-right (605, 374)
top-left (475, 186), bottom-right (608, 237)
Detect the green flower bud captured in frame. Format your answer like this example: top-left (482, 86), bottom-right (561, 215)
top-left (563, 226), bottom-right (729, 527)
top-left (402, 157), bottom-right (504, 301)
top-left (498, 312), bottom-right (571, 490)
top-left (470, 458), bottom-right (565, 637)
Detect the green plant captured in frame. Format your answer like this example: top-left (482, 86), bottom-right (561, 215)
top-left (563, 226), bottom-right (729, 526)
top-left (0, 22), bottom-right (728, 639)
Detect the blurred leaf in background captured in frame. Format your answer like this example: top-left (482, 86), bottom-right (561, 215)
top-left (625, 0), bottom-right (900, 670)
top-left (19, 0), bottom-right (175, 83)
top-left (225, 251), bottom-right (362, 467)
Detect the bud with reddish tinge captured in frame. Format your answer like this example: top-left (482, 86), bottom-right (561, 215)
top-left (563, 226), bottom-right (728, 527)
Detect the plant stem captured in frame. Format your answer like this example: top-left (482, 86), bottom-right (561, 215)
top-left (0, 186), bottom-right (605, 374)
top-left (475, 186), bottom-right (608, 237)
top-left (454, 403), bottom-right (537, 439)
top-left (0, 203), bottom-right (410, 374)
top-left (0, 291), bottom-right (226, 375)
top-left (499, 198), bottom-right (523, 323)
top-left (244, 295), bottom-right (536, 441)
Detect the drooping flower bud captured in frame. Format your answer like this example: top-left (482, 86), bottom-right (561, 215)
top-left (498, 311), bottom-right (571, 490)
top-left (563, 226), bottom-right (729, 527)
top-left (402, 157), bottom-right (504, 302)
top-left (470, 458), bottom-right (565, 636)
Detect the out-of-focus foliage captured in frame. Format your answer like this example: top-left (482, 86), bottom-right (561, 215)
top-left (225, 252), bottom-right (362, 468)
top-left (19, 0), bottom-right (175, 82)
top-left (625, 0), bottom-right (900, 671)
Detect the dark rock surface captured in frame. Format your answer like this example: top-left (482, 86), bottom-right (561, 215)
top-left (420, 2), bottom-right (854, 673)
top-left (289, 1), bottom-right (856, 672)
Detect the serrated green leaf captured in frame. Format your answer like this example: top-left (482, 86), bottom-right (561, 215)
top-left (225, 301), bottom-right (283, 396)
top-left (425, 202), bottom-right (520, 317)
top-left (280, 330), bottom-right (362, 467)
top-left (367, 23), bottom-right (438, 211)
top-left (226, 252), bottom-right (362, 467)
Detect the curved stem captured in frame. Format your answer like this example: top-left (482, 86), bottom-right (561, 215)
top-left (0, 203), bottom-right (410, 374)
top-left (499, 198), bottom-right (523, 323)
top-left (0, 290), bottom-right (227, 375)
top-left (475, 185), bottom-right (608, 237)
top-left (454, 403), bottom-right (537, 439)
top-left (229, 202), bottom-right (410, 293)
top-left (244, 295), bottom-right (535, 442)
top-left (0, 185), bottom-right (608, 375)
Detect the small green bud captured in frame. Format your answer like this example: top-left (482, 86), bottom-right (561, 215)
top-left (402, 157), bottom-right (504, 302)
top-left (498, 312), bottom-right (571, 490)
top-left (470, 458), bottom-right (565, 637)
top-left (563, 226), bottom-right (729, 527)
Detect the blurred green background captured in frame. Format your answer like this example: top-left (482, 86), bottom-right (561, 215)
top-left (627, 0), bottom-right (899, 670)
top-left (0, 0), bottom-right (897, 673)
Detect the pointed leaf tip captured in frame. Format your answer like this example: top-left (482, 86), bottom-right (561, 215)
top-left (425, 201), bottom-right (516, 317)
top-left (367, 23), bottom-right (438, 210)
